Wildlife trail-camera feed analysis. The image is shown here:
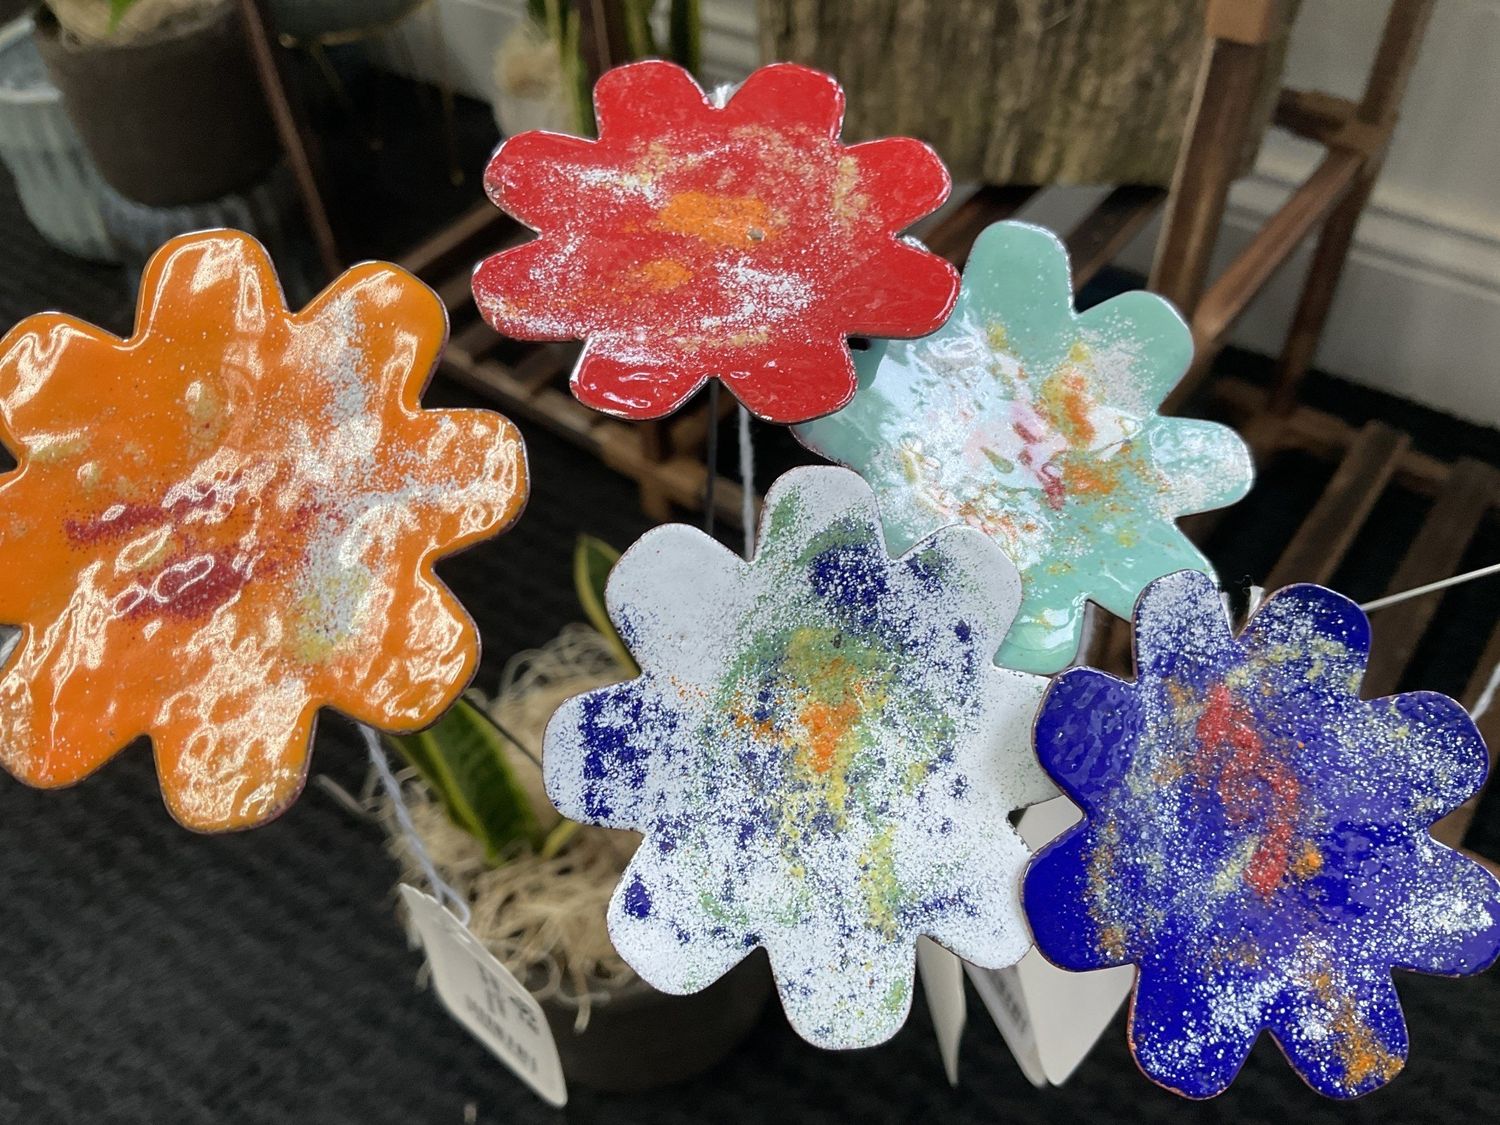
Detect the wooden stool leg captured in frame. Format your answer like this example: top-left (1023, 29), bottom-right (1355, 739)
top-left (1269, 0), bottom-right (1437, 413)
top-left (1149, 1), bottom-right (1280, 318)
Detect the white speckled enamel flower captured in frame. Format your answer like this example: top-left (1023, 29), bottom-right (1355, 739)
top-left (544, 466), bottom-right (1054, 1048)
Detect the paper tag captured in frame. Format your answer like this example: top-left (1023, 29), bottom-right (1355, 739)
top-left (916, 937), bottom-right (966, 1086)
top-left (399, 886), bottom-right (568, 1107)
top-left (966, 961), bottom-right (1047, 1087)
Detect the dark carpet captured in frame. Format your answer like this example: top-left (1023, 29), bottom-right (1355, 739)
top-left (1, 73), bottom-right (1498, 1125)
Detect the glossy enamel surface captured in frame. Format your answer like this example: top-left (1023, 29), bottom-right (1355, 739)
top-left (796, 221), bottom-right (1253, 673)
top-left (543, 467), bottom-right (1054, 1048)
top-left (0, 230), bottom-right (529, 831)
top-left (1023, 570), bottom-right (1500, 1099)
top-left (473, 60), bottom-right (960, 424)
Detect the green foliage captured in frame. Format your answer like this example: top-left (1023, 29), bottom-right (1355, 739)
top-left (667, 0), bottom-right (701, 76)
top-left (525, 0), bottom-right (705, 134)
top-left (385, 697), bottom-right (543, 862)
top-left (107, 0), bottom-right (143, 31)
top-left (574, 535), bottom-right (638, 675)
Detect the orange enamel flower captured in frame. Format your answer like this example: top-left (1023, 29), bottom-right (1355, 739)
top-left (0, 231), bottom-right (528, 831)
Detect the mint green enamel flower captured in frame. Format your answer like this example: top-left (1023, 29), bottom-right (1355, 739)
top-left (795, 221), bottom-right (1252, 674)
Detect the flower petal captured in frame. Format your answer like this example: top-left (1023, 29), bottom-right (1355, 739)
top-left (135, 230), bottom-right (285, 341)
top-left (720, 336), bottom-right (857, 424)
top-left (0, 633), bottom-right (144, 787)
top-left (1077, 289), bottom-right (1192, 414)
top-left (841, 137), bottom-right (952, 232)
top-left (1025, 827), bottom-right (1131, 972)
top-left (152, 686), bottom-right (316, 832)
top-left (1240, 583), bottom-right (1371, 685)
top-left (473, 239), bottom-right (589, 342)
top-left (1367, 691), bottom-right (1489, 822)
top-left (543, 678), bottom-right (689, 831)
top-left (763, 925), bottom-right (917, 1049)
top-left (1266, 968), bottom-right (1408, 1098)
top-left (723, 62), bottom-right (844, 139)
top-left (840, 240), bottom-right (960, 339)
top-left (1148, 419), bottom-right (1254, 516)
top-left (571, 343), bottom-right (707, 419)
top-left (594, 59), bottom-right (710, 136)
top-left (384, 409), bottom-right (529, 552)
top-left (1387, 838), bottom-right (1500, 975)
top-left (607, 523), bottom-right (748, 685)
top-left (606, 846), bottom-right (752, 994)
top-left (297, 260), bottom-right (448, 407)
top-left (1033, 667), bottom-right (1142, 811)
top-left (0, 315), bottom-right (118, 446)
top-left (321, 572), bottom-right (478, 732)
top-left (1129, 961), bottom-right (1258, 1098)
top-left (962, 221), bottom-right (1076, 345)
top-left (995, 596), bottom-right (1093, 676)
top-left (483, 131), bottom-right (604, 231)
top-left (1131, 568), bottom-right (1235, 682)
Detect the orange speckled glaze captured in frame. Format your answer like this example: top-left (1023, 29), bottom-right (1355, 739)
top-left (0, 230), bottom-right (528, 831)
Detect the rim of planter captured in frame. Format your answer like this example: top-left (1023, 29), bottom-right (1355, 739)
top-left (0, 16), bottom-right (59, 107)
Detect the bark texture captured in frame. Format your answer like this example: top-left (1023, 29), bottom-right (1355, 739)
top-left (758, 0), bottom-right (1295, 186)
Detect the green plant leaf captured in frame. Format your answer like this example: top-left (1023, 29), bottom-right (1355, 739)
top-left (385, 697), bottom-right (542, 861)
top-left (108, 0), bottom-right (143, 32)
top-left (621, 0), bottom-right (659, 59)
top-left (668, 0), bottom-right (701, 74)
top-left (574, 535), bottom-right (638, 674)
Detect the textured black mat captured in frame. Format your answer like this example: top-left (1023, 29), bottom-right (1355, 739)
top-left (2, 78), bottom-right (1499, 1123)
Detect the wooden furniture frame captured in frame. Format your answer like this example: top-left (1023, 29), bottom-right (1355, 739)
top-left (402, 0), bottom-right (1497, 849)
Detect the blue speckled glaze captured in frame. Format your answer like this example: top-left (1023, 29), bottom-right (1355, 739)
top-left (795, 221), bottom-right (1253, 675)
top-left (1023, 569), bottom-right (1500, 1099)
top-left (543, 466), bottom-right (1056, 1049)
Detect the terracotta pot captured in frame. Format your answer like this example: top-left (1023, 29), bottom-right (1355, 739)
top-left (33, 3), bottom-right (279, 206)
top-left (541, 952), bottom-right (772, 1092)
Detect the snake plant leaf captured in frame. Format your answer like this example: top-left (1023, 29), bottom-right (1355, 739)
top-left (574, 535), bottom-right (639, 675)
top-left (385, 697), bottom-right (542, 861)
top-left (668, 0), bottom-right (702, 74)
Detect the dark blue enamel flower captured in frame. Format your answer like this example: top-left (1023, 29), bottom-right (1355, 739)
top-left (1024, 569), bottom-right (1500, 1099)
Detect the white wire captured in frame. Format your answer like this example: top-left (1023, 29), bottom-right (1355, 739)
top-left (361, 724), bottom-right (472, 926)
top-left (1361, 561), bottom-right (1500, 613)
top-left (737, 404), bottom-right (755, 561)
top-left (1472, 660), bottom-right (1500, 723)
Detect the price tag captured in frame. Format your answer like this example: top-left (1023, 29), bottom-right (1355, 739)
top-left (916, 937), bottom-right (965, 1086)
top-left (399, 886), bottom-right (568, 1107)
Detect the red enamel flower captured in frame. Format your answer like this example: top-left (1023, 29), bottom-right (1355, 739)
top-left (472, 61), bottom-right (960, 424)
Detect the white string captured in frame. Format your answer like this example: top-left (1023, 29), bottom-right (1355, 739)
top-left (361, 723), bottom-right (472, 926)
top-left (737, 404), bottom-right (755, 561)
top-left (1361, 561), bottom-right (1500, 613)
top-left (1472, 660), bottom-right (1500, 723)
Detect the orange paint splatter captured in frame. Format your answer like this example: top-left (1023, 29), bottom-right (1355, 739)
top-left (651, 191), bottom-right (776, 249)
top-left (632, 258), bottom-right (693, 291)
top-left (799, 696), bottom-right (862, 774)
top-left (1193, 683), bottom-right (1303, 897)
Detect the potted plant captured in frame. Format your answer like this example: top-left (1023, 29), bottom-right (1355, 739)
top-left (33, 0), bottom-right (280, 206)
top-left (492, 0), bottom-right (700, 138)
top-left (382, 536), bottom-right (771, 1092)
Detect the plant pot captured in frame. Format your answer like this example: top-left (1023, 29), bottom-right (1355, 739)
top-left (269, 0), bottom-right (422, 43)
top-left (0, 15), bottom-right (114, 260)
top-left (541, 953), bottom-right (773, 1092)
top-left (33, 3), bottom-right (280, 206)
top-left (95, 160), bottom-right (310, 304)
